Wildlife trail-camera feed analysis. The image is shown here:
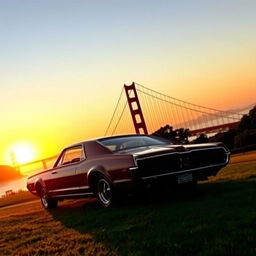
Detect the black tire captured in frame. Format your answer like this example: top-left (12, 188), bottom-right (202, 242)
top-left (39, 186), bottom-right (58, 209)
top-left (95, 175), bottom-right (116, 208)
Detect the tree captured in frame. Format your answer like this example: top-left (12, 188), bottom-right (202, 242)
top-left (234, 105), bottom-right (256, 148)
top-left (152, 125), bottom-right (176, 141)
top-left (152, 125), bottom-right (190, 144)
top-left (191, 134), bottom-right (209, 144)
top-left (249, 106), bottom-right (256, 128)
top-left (234, 129), bottom-right (256, 148)
top-left (238, 105), bottom-right (256, 131)
top-left (175, 128), bottom-right (190, 144)
top-left (209, 129), bottom-right (237, 149)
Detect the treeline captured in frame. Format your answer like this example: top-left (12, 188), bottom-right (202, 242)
top-left (152, 105), bottom-right (256, 153)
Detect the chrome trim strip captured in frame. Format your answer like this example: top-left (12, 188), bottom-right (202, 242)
top-left (113, 179), bottom-right (133, 184)
top-left (52, 192), bottom-right (94, 198)
top-left (79, 186), bottom-right (90, 189)
top-left (48, 185), bottom-right (89, 193)
top-left (129, 167), bottom-right (139, 171)
top-left (136, 147), bottom-right (228, 162)
top-left (141, 158), bottom-right (229, 180)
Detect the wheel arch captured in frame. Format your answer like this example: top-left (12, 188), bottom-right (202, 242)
top-left (34, 179), bottom-right (46, 196)
top-left (87, 167), bottom-right (112, 192)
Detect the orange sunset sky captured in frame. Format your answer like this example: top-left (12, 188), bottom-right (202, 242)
top-left (0, 1), bottom-right (256, 166)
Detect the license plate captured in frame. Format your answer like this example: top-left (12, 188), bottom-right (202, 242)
top-left (177, 173), bottom-right (193, 184)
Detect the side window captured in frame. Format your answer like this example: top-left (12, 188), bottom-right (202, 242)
top-left (62, 146), bottom-right (85, 165)
top-left (56, 146), bottom-right (85, 167)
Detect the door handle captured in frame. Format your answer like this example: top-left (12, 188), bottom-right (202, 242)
top-left (51, 171), bottom-right (57, 174)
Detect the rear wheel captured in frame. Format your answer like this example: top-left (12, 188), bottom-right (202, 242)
top-left (96, 175), bottom-right (116, 208)
top-left (39, 186), bottom-right (58, 209)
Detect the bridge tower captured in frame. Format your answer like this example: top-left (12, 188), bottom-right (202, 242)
top-left (124, 82), bottom-right (148, 135)
top-left (10, 151), bottom-right (20, 172)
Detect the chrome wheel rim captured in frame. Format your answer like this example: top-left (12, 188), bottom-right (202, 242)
top-left (98, 179), bottom-right (112, 205)
top-left (41, 192), bottom-right (48, 208)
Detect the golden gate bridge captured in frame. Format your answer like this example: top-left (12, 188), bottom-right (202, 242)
top-left (105, 82), bottom-right (243, 137)
top-left (13, 82), bottom-right (245, 173)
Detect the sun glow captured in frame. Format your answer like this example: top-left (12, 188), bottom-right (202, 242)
top-left (9, 142), bottom-right (37, 165)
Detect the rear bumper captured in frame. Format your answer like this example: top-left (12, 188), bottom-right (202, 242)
top-left (139, 161), bottom-right (228, 181)
top-left (113, 160), bottom-right (228, 192)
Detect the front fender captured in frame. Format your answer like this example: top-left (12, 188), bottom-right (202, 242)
top-left (33, 178), bottom-right (47, 196)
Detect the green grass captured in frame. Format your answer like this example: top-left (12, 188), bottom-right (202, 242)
top-left (206, 161), bottom-right (256, 182)
top-left (0, 207), bottom-right (117, 256)
top-left (49, 180), bottom-right (256, 256)
top-left (0, 156), bottom-right (256, 256)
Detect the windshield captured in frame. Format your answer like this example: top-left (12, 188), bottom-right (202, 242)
top-left (98, 135), bottom-right (171, 152)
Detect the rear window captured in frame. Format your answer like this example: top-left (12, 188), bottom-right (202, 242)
top-left (99, 135), bottom-right (170, 152)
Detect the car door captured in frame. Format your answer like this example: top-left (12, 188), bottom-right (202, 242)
top-left (45, 145), bottom-right (85, 196)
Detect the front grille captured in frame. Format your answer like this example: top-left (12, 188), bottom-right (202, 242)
top-left (136, 147), bottom-right (227, 178)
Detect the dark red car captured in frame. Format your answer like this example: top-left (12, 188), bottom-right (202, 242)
top-left (27, 135), bottom-right (230, 208)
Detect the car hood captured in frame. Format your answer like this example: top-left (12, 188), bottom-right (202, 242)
top-left (115, 143), bottom-right (222, 159)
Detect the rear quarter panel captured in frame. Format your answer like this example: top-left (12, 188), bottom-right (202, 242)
top-left (76, 154), bottom-right (135, 185)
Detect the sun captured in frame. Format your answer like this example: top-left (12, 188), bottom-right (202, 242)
top-left (9, 142), bottom-right (36, 165)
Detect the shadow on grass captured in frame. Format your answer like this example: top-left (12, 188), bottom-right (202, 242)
top-left (49, 180), bottom-right (256, 256)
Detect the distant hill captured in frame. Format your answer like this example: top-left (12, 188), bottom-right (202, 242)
top-left (227, 103), bottom-right (256, 115)
top-left (0, 165), bottom-right (23, 182)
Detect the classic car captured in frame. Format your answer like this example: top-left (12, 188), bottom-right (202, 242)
top-left (27, 134), bottom-right (230, 208)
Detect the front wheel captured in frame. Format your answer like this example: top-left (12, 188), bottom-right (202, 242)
top-left (40, 187), bottom-right (58, 209)
top-left (96, 176), bottom-right (116, 208)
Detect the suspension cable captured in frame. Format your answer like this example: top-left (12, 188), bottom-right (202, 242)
top-left (135, 82), bottom-right (243, 117)
top-left (104, 88), bottom-right (124, 136)
top-left (136, 88), bottom-right (240, 121)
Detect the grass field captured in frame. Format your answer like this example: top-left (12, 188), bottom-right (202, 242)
top-left (0, 152), bottom-right (256, 256)
top-left (0, 191), bottom-right (36, 208)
